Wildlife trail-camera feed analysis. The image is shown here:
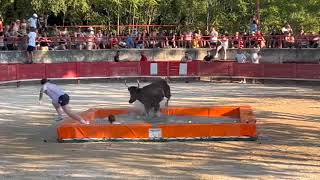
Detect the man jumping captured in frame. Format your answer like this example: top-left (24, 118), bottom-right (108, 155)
top-left (39, 78), bottom-right (89, 124)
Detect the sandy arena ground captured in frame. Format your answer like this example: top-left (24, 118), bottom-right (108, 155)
top-left (0, 81), bottom-right (319, 180)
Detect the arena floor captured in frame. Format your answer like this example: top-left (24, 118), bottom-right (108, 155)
top-left (0, 81), bottom-right (319, 179)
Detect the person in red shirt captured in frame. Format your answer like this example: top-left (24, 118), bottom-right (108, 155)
top-left (0, 16), bottom-right (4, 34)
top-left (140, 51), bottom-right (148, 62)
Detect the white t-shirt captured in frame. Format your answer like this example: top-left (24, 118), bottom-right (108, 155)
top-left (235, 53), bottom-right (247, 63)
top-left (41, 83), bottom-right (65, 104)
top-left (28, 17), bottom-right (37, 28)
top-left (28, 32), bottom-right (37, 47)
top-left (252, 53), bottom-right (260, 64)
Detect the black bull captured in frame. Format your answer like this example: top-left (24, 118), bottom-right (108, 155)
top-left (125, 79), bottom-right (171, 115)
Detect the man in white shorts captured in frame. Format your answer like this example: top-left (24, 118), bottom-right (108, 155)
top-left (214, 34), bottom-right (229, 60)
top-left (39, 79), bottom-right (89, 124)
top-left (26, 27), bottom-right (37, 64)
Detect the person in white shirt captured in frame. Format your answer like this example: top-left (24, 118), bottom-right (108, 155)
top-left (251, 47), bottom-right (261, 64)
top-left (39, 79), bottom-right (90, 124)
top-left (28, 13), bottom-right (38, 29)
top-left (235, 48), bottom-right (248, 83)
top-left (26, 27), bottom-right (37, 64)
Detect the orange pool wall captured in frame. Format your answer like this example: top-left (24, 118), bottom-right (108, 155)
top-left (57, 106), bottom-right (257, 141)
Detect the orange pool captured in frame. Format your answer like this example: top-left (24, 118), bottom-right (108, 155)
top-left (57, 106), bottom-right (257, 142)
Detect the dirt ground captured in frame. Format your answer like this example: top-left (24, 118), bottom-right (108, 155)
top-left (0, 81), bottom-right (319, 180)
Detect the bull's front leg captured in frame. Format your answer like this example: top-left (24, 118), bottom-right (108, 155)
top-left (144, 104), bottom-right (152, 117)
top-left (153, 103), bottom-right (161, 117)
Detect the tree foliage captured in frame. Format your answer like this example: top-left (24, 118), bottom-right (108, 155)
top-left (0, 0), bottom-right (319, 33)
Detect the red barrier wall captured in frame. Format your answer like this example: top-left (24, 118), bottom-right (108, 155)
top-left (46, 62), bottom-right (77, 78)
top-left (0, 61), bottom-right (320, 83)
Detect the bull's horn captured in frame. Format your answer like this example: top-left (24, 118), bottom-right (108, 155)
top-left (137, 80), bottom-right (140, 88)
top-left (124, 80), bottom-right (129, 87)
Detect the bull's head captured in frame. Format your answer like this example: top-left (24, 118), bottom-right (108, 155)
top-left (125, 80), bottom-right (140, 104)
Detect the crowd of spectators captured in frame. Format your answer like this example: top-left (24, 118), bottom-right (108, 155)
top-left (0, 15), bottom-right (319, 52)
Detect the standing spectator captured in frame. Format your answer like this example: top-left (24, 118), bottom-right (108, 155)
top-left (281, 22), bottom-right (293, 34)
top-left (184, 31), bottom-right (193, 48)
top-left (203, 30), bottom-right (211, 48)
top-left (86, 27), bottom-right (96, 50)
top-left (0, 16), bottom-right (4, 34)
top-left (26, 27), bottom-right (37, 64)
top-left (181, 51), bottom-right (192, 62)
top-left (192, 32), bottom-right (201, 48)
top-left (19, 19), bottom-right (27, 36)
top-left (256, 31), bottom-right (266, 48)
top-left (74, 27), bottom-right (85, 50)
top-left (28, 13), bottom-right (38, 29)
top-left (169, 33), bottom-right (177, 48)
top-left (250, 20), bottom-right (258, 33)
top-left (96, 30), bottom-right (104, 49)
top-left (210, 27), bottom-right (218, 49)
top-left (235, 48), bottom-right (247, 63)
top-left (140, 51), bottom-right (148, 61)
top-left (251, 47), bottom-right (261, 64)
top-left (232, 32), bottom-right (243, 48)
top-left (214, 34), bottom-right (229, 60)
top-left (235, 48), bottom-right (248, 83)
top-left (284, 33), bottom-right (295, 48)
top-left (114, 50), bottom-right (120, 62)
top-left (0, 32), bottom-right (4, 50)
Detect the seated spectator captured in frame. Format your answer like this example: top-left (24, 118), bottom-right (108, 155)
top-left (38, 33), bottom-right (52, 51)
top-left (310, 32), bottom-right (319, 48)
top-left (313, 31), bottom-right (320, 48)
top-left (140, 51), bottom-right (148, 61)
top-left (181, 51), bottom-right (192, 62)
top-left (109, 34), bottom-right (119, 49)
top-left (203, 50), bottom-right (214, 62)
top-left (297, 31), bottom-right (309, 48)
top-left (284, 33), bottom-right (295, 48)
top-left (136, 33), bottom-right (144, 49)
top-left (60, 27), bottom-right (69, 36)
top-left (126, 34), bottom-right (135, 48)
top-left (214, 34), bottom-right (229, 60)
top-left (57, 34), bottom-right (68, 50)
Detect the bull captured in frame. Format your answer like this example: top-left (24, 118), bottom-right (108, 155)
top-left (125, 79), bottom-right (171, 116)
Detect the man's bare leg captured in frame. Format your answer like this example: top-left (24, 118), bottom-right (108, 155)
top-left (52, 102), bottom-right (64, 121)
top-left (61, 104), bottom-right (89, 124)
